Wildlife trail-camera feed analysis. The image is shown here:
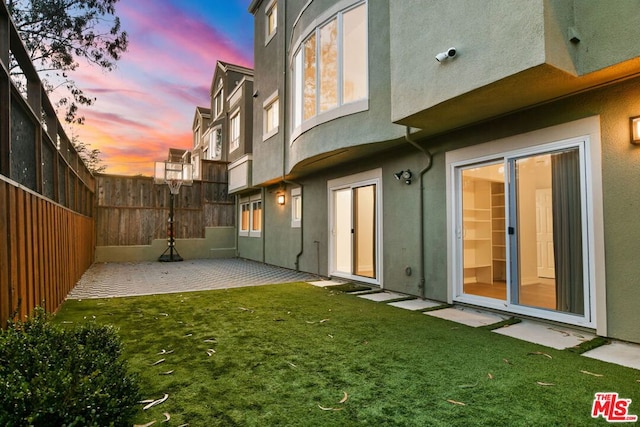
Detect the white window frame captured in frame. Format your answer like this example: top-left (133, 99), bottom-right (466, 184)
top-left (263, 91), bottom-right (279, 141)
top-left (209, 126), bottom-right (222, 160)
top-left (291, 187), bottom-right (302, 228)
top-left (327, 168), bottom-right (383, 286)
top-left (229, 109), bottom-right (240, 153)
top-left (239, 194), bottom-right (262, 237)
top-left (193, 124), bottom-right (200, 148)
top-left (290, 1), bottom-right (368, 141)
top-left (445, 116), bottom-right (606, 333)
top-left (192, 153), bottom-right (200, 180)
top-left (213, 83), bottom-right (224, 118)
top-left (265, 0), bottom-right (277, 44)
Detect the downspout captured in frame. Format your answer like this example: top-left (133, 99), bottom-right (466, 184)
top-left (405, 126), bottom-right (433, 299)
top-left (234, 195), bottom-right (239, 257)
top-left (281, 0), bottom-right (304, 272)
top-left (261, 186), bottom-right (266, 263)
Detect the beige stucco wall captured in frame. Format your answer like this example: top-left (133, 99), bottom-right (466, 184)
top-left (95, 226), bottom-right (236, 262)
top-left (389, 0), bottom-right (640, 131)
top-left (415, 76), bottom-right (640, 343)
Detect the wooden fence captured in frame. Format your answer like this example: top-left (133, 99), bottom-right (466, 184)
top-left (1, 2), bottom-right (96, 326)
top-left (0, 177), bottom-right (94, 324)
top-left (96, 160), bottom-right (235, 246)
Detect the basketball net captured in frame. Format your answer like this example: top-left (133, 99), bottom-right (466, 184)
top-left (167, 179), bottom-right (183, 195)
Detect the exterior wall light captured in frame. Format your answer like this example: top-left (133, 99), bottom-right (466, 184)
top-left (631, 116), bottom-right (640, 144)
top-left (277, 194), bottom-right (286, 205)
top-left (394, 169), bottom-right (412, 185)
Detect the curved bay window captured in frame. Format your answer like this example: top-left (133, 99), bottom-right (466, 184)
top-left (292, 1), bottom-right (368, 133)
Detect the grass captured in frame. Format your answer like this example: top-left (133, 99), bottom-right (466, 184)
top-left (54, 283), bottom-right (640, 426)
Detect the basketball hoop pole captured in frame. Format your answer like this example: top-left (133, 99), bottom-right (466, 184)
top-left (155, 161), bottom-right (192, 262)
top-left (159, 189), bottom-right (183, 262)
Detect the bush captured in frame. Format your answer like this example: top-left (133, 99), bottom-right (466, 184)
top-left (0, 308), bottom-right (140, 426)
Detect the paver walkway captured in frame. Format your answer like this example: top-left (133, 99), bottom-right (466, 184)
top-left (68, 258), bottom-right (320, 299)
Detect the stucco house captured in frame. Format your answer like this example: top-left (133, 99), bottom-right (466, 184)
top-left (190, 61), bottom-right (254, 185)
top-left (238, 0), bottom-right (640, 345)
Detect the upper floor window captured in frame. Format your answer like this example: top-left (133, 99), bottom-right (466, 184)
top-left (209, 127), bottom-right (222, 160)
top-left (292, 2), bottom-right (368, 130)
top-left (230, 110), bottom-right (240, 152)
top-left (266, 0), bottom-right (277, 42)
top-left (193, 124), bottom-right (200, 148)
top-left (214, 86), bottom-right (224, 118)
top-left (263, 92), bottom-right (279, 140)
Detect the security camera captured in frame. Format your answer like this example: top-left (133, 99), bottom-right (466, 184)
top-left (435, 47), bottom-right (457, 62)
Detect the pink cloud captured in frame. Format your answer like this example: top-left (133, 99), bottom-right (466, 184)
top-left (56, 0), bottom-right (253, 176)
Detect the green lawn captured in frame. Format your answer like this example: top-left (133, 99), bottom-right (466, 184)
top-left (55, 283), bottom-right (639, 426)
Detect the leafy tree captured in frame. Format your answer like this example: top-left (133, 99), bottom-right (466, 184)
top-left (8, 0), bottom-right (128, 124)
top-left (73, 135), bottom-right (107, 173)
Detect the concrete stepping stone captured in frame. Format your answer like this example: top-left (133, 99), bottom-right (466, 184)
top-left (492, 319), bottom-right (595, 350)
top-left (388, 299), bottom-right (443, 311)
top-left (426, 306), bottom-right (507, 327)
top-left (582, 341), bottom-right (640, 370)
top-left (307, 279), bottom-right (347, 287)
top-left (358, 291), bottom-right (405, 302)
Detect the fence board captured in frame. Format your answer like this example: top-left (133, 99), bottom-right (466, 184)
top-left (0, 181), bottom-right (10, 325)
top-left (96, 163), bottom-right (235, 246)
top-left (0, 178), bottom-right (94, 326)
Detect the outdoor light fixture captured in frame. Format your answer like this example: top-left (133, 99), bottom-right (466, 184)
top-left (631, 116), bottom-right (640, 144)
top-left (277, 194), bottom-right (285, 205)
top-left (394, 169), bottom-right (413, 185)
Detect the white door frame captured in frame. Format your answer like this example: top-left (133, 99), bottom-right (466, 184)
top-left (445, 117), bottom-right (606, 334)
top-left (328, 168), bottom-right (383, 286)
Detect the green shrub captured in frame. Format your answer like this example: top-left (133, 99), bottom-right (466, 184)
top-left (0, 307), bottom-right (140, 426)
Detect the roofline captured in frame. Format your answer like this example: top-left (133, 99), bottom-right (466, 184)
top-left (248, 0), bottom-right (263, 14)
top-left (217, 60), bottom-right (254, 77)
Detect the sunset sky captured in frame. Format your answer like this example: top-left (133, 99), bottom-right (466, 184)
top-left (66, 0), bottom-right (254, 176)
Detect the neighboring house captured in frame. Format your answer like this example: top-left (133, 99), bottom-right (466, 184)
top-left (168, 148), bottom-right (189, 164)
top-left (191, 106), bottom-right (211, 180)
top-left (244, 0), bottom-right (640, 345)
top-left (190, 61), bottom-right (254, 190)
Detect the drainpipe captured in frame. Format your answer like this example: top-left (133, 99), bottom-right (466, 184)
top-left (261, 186), bottom-right (266, 263)
top-left (234, 194), bottom-right (239, 257)
top-left (405, 126), bottom-right (433, 299)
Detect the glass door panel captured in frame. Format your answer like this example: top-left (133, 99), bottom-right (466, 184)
top-left (511, 148), bottom-right (584, 314)
top-left (461, 164), bottom-right (505, 300)
top-left (334, 188), bottom-right (352, 274)
top-left (354, 185), bottom-right (376, 278)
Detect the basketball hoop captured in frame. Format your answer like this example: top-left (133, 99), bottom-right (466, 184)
top-left (153, 161), bottom-right (194, 262)
top-left (167, 179), bottom-right (182, 195)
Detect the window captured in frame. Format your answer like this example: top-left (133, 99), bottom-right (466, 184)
top-left (266, 0), bottom-right (277, 41)
top-left (240, 196), bottom-right (262, 237)
top-left (292, 2), bottom-right (368, 130)
top-left (303, 33), bottom-right (317, 121)
top-left (291, 187), bottom-right (302, 228)
top-left (192, 154), bottom-right (200, 180)
top-left (230, 110), bottom-right (240, 152)
top-left (213, 83), bottom-right (224, 118)
top-left (252, 201), bottom-right (262, 232)
top-left (209, 128), bottom-right (222, 160)
top-left (240, 202), bottom-right (250, 233)
top-left (193, 124), bottom-right (200, 148)
top-left (263, 93), bottom-right (279, 140)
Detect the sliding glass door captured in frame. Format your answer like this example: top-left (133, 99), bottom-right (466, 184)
top-left (330, 176), bottom-right (380, 283)
top-left (455, 141), bottom-right (589, 323)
